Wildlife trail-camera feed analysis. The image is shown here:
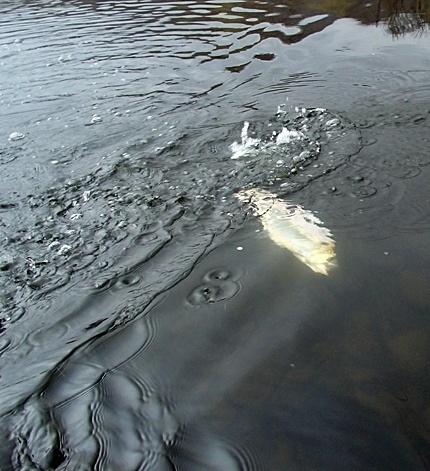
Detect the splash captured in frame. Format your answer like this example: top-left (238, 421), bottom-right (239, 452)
top-left (229, 121), bottom-right (260, 160)
top-left (229, 120), bottom-right (307, 161)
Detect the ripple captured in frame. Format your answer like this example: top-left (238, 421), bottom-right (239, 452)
top-left (203, 268), bottom-right (234, 283)
top-left (350, 185), bottom-right (378, 198)
top-left (187, 282), bottom-right (239, 306)
top-left (387, 166), bottom-right (422, 179)
top-left (1, 105), bottom-right (360, 312)
top-left (172, 426), bottom-right (254, 470)
top-left (0, 104), bottom-right (361, 425)
top-left (27, 322), bottom-right (71, 347)
top-left (0, 337), bottom-right (12, 355)
top-left (299, 87), bottom-right (430, 239)
top-left (187, 268), bottom-right (241, 306)
top-left (11, 318), bottom-right (163, 469)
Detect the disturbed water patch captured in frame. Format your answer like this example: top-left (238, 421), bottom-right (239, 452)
top-left (0, 106), bottom-right (361, 331)
top-left (227, 106), bottom-right (362, 192)
top-left (298, 87), bottom-right (430, 240)
top-left (187, 268), bottom-right (242, 306)
top-left (0, 106), bottom-right (363, 468)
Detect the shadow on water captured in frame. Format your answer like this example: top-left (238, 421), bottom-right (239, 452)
top-left (0, 0), bottom-right (430, 469)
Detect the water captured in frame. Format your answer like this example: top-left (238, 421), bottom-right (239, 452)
top-left (0, 1), bottom-right (429, 469)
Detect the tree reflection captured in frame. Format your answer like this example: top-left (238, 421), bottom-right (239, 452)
top-left (313, 0), bottom-right (429, 35)
top-left (379, 0), bottom-right (430, 36)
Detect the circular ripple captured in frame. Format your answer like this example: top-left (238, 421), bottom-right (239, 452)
top-left (202, 269), bottom-right (233, 283)
top-left (187, 268), bottom-right (241, 307)
top-left (27, 322), bottom-right (70, 347)
top-left (187, 282), bottom-right (240, 306)
top-left (350, 185), bottom-right (378, 198)
top-left (114, 274), bottom-right (142, 289)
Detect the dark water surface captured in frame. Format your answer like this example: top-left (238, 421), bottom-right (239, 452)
top-left (1, 1), bottom-right (430, 469)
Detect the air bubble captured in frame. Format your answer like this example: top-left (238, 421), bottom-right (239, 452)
top-left (91, 114), bottom-right (103, 124)
top-left (57, 245), bottom-right (71, 256)
top-left (9, 132), bottom-right (25, 141)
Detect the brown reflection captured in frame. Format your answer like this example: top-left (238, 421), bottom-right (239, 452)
top-left (380, 0), bottom-right (430, 36)
top-left (311, 0), bottom-right (356, 17)
top-left (313, 0), bottom-right (430, 35)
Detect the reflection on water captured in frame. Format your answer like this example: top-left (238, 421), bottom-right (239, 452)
top-left (237, 188), bottom-right (337, 275)
top-left (313, 0), bottom-right (430, 30)
top-left (378, 0), bottom-right (430, 35)
top-left (1, 0), bottom-right (430, 469)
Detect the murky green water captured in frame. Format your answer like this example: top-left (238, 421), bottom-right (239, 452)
top-left (0, 1), bottom-right (429, 469)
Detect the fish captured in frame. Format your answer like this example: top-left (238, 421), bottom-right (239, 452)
top-left (236, 188), bottom-right (337, 275)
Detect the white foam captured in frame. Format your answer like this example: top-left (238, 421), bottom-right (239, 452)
top-left (230, 121), bottom-right (260, 160)
top-left (230, 112), bottom-right (317, 161)
top-left (275, 127), bottom-right (305, 145)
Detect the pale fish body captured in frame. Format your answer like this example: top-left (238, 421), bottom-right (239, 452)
top-left (237, 188), bottom-right (337, 275)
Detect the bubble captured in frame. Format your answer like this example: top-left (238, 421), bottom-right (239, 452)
top-left (9, 132), bottom-right (25, 141)
top-left (57, 244), bottom-right (72, 256)
top-left (90, 114), bottom-right (103, 124)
